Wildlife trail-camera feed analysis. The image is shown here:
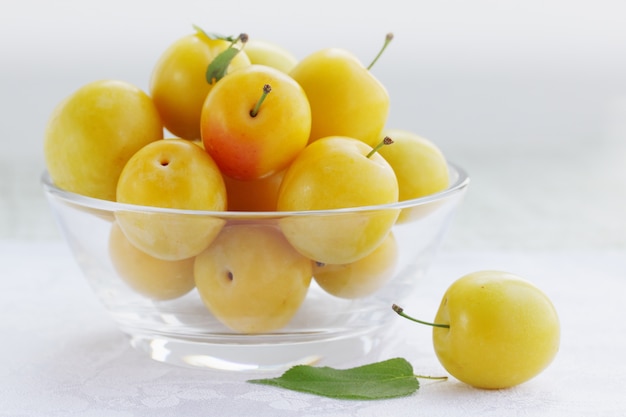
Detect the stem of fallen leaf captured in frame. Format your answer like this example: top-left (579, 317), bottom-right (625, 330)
top-left (414, 374), bottom-right (448, 381)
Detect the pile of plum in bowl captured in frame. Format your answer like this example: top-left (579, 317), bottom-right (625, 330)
top-left (41, 29), bottom-right (469, 371)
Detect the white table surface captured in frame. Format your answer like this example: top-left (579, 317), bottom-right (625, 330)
top-left (2, 240), bottom-right (625, 417)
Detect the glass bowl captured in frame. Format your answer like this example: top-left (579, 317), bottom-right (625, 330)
top-left (41, 163), bottom-right (469, 372)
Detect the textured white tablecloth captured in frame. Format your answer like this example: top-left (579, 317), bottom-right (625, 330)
top-left (1, 240), bottom-right (624, 417)
top-left (3, 1), bottom-right (626, 415)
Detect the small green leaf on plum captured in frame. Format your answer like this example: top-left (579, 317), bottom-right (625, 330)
top-left (192, 24), bottom-right (239, 42)
top-left (205, 47), bottom-right (243, 84)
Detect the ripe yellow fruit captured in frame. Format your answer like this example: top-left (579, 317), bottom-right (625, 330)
top-left (313, 232), bottom-right (398, 299)
top-left (377, 129), bottom-right (450, 223)
top-left (150, 31), bottom-right (251, 139)
top-left (277, 136), bottom-right (399, 264)
top-left (244, 39), bottom-right (298, 73)
top-left (194, 224), bottom-right (312, 333)
top-left (432, 271), bottom-right (560, 389)
top-left (44, 80), bottom-right (163, 201)
top-left (289, 48), bottom-right (389, 146)
top-left (115, 138), bottom-right (227, 260)
top-left (222, 170), bottom-right (285, 212)
top-left (201, 64), bottom-right (311, 180)
top-left (377, 129), bottom-right (449, 201)
top-left (108, 222), bottom-right (195, 301)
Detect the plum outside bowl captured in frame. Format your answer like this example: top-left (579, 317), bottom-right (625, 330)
top-left (41, 162), bottom-right (469, 372)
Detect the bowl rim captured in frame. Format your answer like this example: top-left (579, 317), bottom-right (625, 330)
top-left (41, 162), bottom-right (469, 218)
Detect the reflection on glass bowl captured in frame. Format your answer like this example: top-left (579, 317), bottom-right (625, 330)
top-left (41, 162), bottom-right (469, 372)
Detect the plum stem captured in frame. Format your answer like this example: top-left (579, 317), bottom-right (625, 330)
top-left (392, 304), bottom-right (450, 329)
top-left (367, 32), bottom-right (394, 70)
top-left (366, 136), bottom-right (394, 158)
top-left (250, 84), bottom-right (272, 117)
top-left (233, 33), bottom-right (248, 48)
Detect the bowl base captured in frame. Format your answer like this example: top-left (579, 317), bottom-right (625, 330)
top-left (127, 326), bottom-right (388, 372)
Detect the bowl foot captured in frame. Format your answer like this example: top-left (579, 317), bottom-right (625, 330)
top-left (127, 327), bottom-right (388, 372)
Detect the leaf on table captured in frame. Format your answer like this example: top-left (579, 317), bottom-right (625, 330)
top-left (247, 357), bottom-right (419, 400)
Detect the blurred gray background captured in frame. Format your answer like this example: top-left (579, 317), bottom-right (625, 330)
top-left (1, 0), bottom-right (625, 250)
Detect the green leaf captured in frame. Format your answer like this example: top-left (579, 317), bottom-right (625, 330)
top-left (205, 46), bottom-right (241, 84)
top-left (247, 358), bottom-right (419, 400)
top-left (192, 24), bottom-right (238, 42)
top-left (191, 24), bottom-right (243, 85)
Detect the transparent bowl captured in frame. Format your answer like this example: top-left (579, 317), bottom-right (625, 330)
top-left (41, 163), bottom-right (469, 372)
